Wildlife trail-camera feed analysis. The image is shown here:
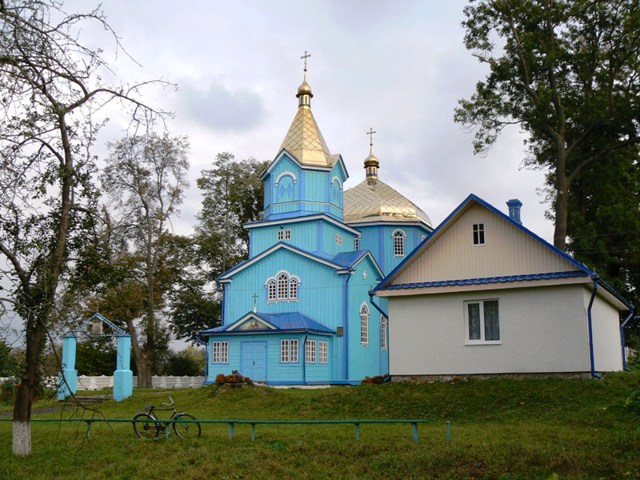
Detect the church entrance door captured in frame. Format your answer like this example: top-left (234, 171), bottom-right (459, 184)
top-left (240, 342), bottom-right (267, 381)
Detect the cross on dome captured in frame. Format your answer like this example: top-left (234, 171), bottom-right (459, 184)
top-left (366, 128), bottom-right (377, 147)
top-left (300, 50), bottom-right (311, 72)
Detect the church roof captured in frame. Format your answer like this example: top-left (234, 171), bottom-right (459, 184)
top-left (200, 311), bottom-right (334, 336)
top-left (344, 178), bottom-right (432, 227)
top-left (278, 68), bottom-right (339, 167)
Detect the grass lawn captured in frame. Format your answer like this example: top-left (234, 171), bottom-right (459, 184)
top-left (1, 373), bottom-right (640, 479)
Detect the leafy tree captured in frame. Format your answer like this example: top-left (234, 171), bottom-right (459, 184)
top-left (100, 132), bottom-right (189, 387)
top-left (75, 338), bottom-right (118, 376)
top-left (455, 0), bottom-right (640, 250)
top-left (196, 153), bottom-right (267, 272)
top-left (163, 346), bottom-right (205, 376)
top-left (0, 339), bottom-right (19, 377)
top-left (166, 154), bottom-right (267, 341)
top-left (0, 0), bottom-right (166, 455)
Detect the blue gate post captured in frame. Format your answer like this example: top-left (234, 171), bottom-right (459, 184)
top-left (57, 333), bottom-right (78, 400)
top-left (113, 334), bottom-right (133, 401)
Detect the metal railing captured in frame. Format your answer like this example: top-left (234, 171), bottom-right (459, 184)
top-left (0, 417), bottom-right (452, 443)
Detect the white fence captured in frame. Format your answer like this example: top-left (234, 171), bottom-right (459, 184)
top-left (1, 375), bottom-right (206, 390)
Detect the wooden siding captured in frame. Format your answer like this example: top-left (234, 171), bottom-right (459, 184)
top-left (223, 248), bottom-right (344, 329)
top-left (394, 204), bottom-right (579, 284)
top-left (356, 224), bottom-right (430, 275)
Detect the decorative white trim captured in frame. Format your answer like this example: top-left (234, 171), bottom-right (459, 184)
top-left (360, 302), bottom-right (370, 346)
top-left (392, 229), bottom-right (406, 257)
top-left (331, 176), bottom-right (342, 189)
top-left (274, 171), bottom-right (298, 186)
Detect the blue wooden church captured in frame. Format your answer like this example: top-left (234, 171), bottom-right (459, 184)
top-left (201, 61), bottom-right (432, 385)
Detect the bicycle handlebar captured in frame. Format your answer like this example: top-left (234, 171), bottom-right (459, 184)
top-left (161, 396), bottom-right (174, 408)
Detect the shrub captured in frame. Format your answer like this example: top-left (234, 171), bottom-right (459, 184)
top-left (215, 370), bottom-right (253, 385)
top-left (625, 390), bottom-right (640, 415)
top-left (361, 374), bottom-right (389, 385)
top-left (0, 377), bottom-right (17, 402)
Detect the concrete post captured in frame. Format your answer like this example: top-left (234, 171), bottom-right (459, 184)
top-left (113, 334), bottom-right (133, 401)
top-left (57, 333), bottom-right (78, 400)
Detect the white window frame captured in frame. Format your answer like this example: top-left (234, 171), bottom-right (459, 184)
top-left (277, 229), bottom-right (292, 241)
top-left (318, 341), bottom-right (328, 364)
top-left (464, 299), bottom-right (500, 345)
top-left (212, 341), bottom-right (229, 364)
top-left (266, 279), bottom-right (276, 301)
top-left (266, 270), bottom-right (300, 303)
top-left (336, 234), bottom-right (343, 246)
top-left (305, 339), bottom-right (317, 363)
top-left (393, 230), bottom-right (406, 256)
top-left (354, 236), bottom-right (360, 250)
top-left (473, 223), bottom-right (486, 246)
top-left (380, 316), bottom-right (388, 351)
top-left (281, 339), bottom-right (299, 363)
top-left (360, 303), bottom-right (370, 345)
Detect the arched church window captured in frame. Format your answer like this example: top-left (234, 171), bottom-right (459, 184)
top-left (267, 279), bottom-right (277, 301)
top-left (360, 304), bottom-right (370, 345)
top-left (277, 273), bottom-right (289, 299)
top-left (267, 271), bottom-right (300, 302)
top-left (393, 230), bottom-right (406, 257)
top-left (331, 177), bottom-right (342, 202)
top-left (289, 277), bottom-right (299, 300)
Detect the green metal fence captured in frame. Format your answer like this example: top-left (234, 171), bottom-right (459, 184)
top-left (0, 417), bottom-right (452, 443)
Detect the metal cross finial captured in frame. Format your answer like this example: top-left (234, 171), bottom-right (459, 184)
top-left (301, 51), bottom-right (311, 72)
top-left (366, 128), bottom-right (377, 147)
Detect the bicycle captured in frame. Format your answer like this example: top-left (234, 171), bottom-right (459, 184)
top-left (132, 396), bottom-right (201, 439)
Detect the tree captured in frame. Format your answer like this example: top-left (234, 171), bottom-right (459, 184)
top-left (196, 153), bottom-right (267, 272)
top-left (454, 0), bottom-right (640, 250)
top-left (101, 132), bottom-right (189, 387)
top-left (166, 154), bottom-right (267, 341)
top-left (0, 0), bottom-right (166, 455)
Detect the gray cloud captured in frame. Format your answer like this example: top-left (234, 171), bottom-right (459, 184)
top-left (178, 82), bottom-right (267, 132)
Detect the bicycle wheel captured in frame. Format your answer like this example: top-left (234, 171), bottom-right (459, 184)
top-left (172, 413), bottom-right (201, 439)
top-left (133, 413), bottom-right (160, 438)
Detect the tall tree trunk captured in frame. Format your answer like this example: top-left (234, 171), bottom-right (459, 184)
top-left (12, 309), bottom-right (45, 456)
top-left (127, 319), bottom-right (151, 387)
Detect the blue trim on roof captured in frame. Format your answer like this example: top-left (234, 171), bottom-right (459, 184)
top-left (383, 271), bottom-right (589, 291)
top-left (200, 311), bottom-right (334, 336)
top-left (375, 194), bottom-right (593, 292)
top-left (374, 194), bottom-right (631, 309)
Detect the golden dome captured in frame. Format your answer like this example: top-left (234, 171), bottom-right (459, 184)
top-left (344, 178), bottom-right (432, 227)
top-left (297, 80), bottom-right (313, 97)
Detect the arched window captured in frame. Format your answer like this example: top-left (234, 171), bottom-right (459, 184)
top-left (289, 277), bottom-right (299, 300)
top-left (266, 271), bottom-right (300, 302)
top-left (267, 279), bottom-right (276, 301)
top-left (277, 273), bottom-right (289, 299)
top-left (380, 316), bottom-right (388, 350)
top-left (360, 304), bottom-right (370, 345)
top-left (393, 230), bottom-right (406, 256)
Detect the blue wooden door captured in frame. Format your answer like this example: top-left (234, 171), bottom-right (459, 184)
top-left (240, 342), bottom-right (267, 381)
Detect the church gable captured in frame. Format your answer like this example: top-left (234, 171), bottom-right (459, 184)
top-left (385, 195), bottom-right (587, 288)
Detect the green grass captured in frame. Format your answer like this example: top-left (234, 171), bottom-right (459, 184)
top-left (1, 373), bottom-right (640, 479)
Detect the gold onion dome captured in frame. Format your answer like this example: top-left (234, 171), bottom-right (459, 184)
top-left (344, 143), bottom-right (432, 227)
top-left (279, 51), bottom-right (338, 167)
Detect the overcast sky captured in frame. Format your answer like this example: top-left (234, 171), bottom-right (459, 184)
top-left (68, 0), bottom-right (553, 240)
